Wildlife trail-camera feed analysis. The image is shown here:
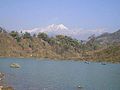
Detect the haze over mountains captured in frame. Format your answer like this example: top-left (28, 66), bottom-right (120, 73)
top-left (22, 24), bottom-right (106, 40)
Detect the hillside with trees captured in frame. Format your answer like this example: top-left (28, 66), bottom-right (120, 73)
top-left (0, 27), bottom-right (83, 60)
top-left (0, 27), bottom-right (120, 63)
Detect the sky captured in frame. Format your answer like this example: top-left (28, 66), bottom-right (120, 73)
top-left (0, 0), bottom-right (120, 39)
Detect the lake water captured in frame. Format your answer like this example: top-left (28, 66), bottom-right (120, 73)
top-left (0, 58), bottom-right (120, 90)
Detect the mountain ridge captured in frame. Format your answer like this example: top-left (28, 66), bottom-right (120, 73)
top-left (94, 29), bottom-right (120, 46)
top-left (22, 24), bottom-right (106, 40)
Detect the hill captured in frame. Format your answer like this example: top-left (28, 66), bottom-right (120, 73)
top-left (0, 27), bottom-right (82, 60)
top-left (93, 44), bottom-right (120, 63)
top-left (94, 29), bottom-right (120, 47)
top-left (0, 27), bottom-right (120, 63)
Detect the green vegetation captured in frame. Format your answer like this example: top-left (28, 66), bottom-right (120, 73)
top-left (10, 31), bottom-right (21, 42)
top-left (23, 32), bottom-right (32, 39)
top-left (37, 32), bottom-right (48, 41)
top-left (0, 27), bottom-right (7, 33)
top-left (94, 45), bottom-right (120, 63)
top-left (10, 31), bottom-right (19, 38)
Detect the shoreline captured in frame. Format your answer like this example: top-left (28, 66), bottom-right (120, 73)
top-left (0, 56), bottom-right (120, 64)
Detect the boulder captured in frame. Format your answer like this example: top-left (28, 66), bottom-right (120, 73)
top-left (10, 63), bottom-right (21, 68)
top-left (0, 86), bottom-right (14, 90)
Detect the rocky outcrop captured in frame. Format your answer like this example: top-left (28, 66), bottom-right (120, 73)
top-left (10, 63), bottom-right (21, 68)
top-left (0, 86), bottom-right (13, 90)
top-left (0, 72), bottom-right (14, 90)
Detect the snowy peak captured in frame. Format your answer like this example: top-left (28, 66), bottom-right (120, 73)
top-left (22, 24), bottom-right (106, 40)
top-left (47, 24), bottom-right (68, 30)
top-left (22, 24), bottom-right (68, 33)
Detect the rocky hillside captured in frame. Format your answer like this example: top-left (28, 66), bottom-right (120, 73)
top-left (0, 27), bottom-right (82, 60)
top-left (93, 44), bottom-right (120, 63)
top-left (94, 29), bottom-right (120, 47)
top-left (83, 29), bottom-right (120, 63)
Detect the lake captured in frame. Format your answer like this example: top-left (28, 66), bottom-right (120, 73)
top-left (0, 58), bottom-right (120, 90)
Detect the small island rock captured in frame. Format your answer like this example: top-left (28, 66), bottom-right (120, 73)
top-left (10, 63), bottom-right (21, 68)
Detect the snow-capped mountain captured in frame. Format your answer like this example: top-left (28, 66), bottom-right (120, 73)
top-left (23, 24), bottom-right (68, 33)
top-left (22, 24), bottom-right (106, 40)
top-left (47, 24), bottom-right (68, 30)
top-left (22, 24), bottom-right (73, 38)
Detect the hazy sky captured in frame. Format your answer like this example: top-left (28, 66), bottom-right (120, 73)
top-left (0, 0), bottom-right (120, 32)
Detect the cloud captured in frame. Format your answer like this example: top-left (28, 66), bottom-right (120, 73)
top-left (22, 24), bottom-right (107, 40)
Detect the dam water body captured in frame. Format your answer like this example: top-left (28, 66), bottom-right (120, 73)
top-left (0, 58), bottom-right (120, 90)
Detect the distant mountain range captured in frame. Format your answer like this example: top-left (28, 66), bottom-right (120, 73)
top-left (22, 24), bottom-right (70, 37)
top-left (22, 24), bottom-right (106, 40)
top-left (23, 24), bottom-right (68, 33)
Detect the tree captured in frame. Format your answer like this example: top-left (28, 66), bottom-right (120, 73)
top-left (23, 32), bottom-right (31, 39)
top-left (87, 34), bottom-right (96, 50)
top-left (0, 27), bottom-right (7, 33)
top-left (10, 31), bottom-right (19, 38)
top-left (33, 34), bottom-right (36, 37)
top-left (37, 32), bottom-right (48, 41)
top-left (56, 35), bottom-right (65, 39)
top-left (9, 31), bottom-right (21, 42)
top-left (47, 37), bottom-right (56, 45)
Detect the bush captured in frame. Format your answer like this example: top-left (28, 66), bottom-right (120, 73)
top-left (10, 31), bottom-right (19, 37)
top-left (23, 32), bottom-right (32, 39)
top-left (37, 32), bottom-right (48, 41)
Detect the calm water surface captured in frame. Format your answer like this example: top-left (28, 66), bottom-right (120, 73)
top-left (0, 58), bottom-right (120, 90)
